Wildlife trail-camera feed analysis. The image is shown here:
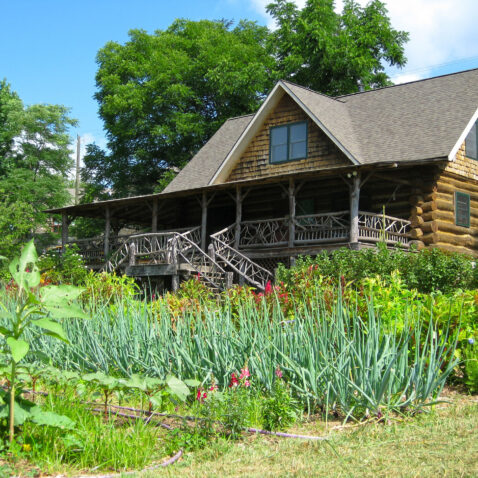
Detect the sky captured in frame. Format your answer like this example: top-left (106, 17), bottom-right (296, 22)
top-left (2, 0), bottom-right (478, 161)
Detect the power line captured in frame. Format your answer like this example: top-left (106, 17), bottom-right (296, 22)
top-left (390, 54), bottom-right (478, 81)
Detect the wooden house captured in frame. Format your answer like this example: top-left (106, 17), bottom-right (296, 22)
top-left (49, 68), bottom-right (478, 291)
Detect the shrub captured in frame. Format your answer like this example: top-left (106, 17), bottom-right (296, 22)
top-left (37, 244), bottom-right (88, 286)
top-left (277, 244), bottom-right (477, 294)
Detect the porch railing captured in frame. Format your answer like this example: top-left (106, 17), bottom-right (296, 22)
top-left (294, 210), bottom-right (350, 244)
top-left (239, 217), bottom-right (289, 248)
top-left (236, 211), bottom-right (410, 249)
top-left (358, 211), bottom-right (411, 245)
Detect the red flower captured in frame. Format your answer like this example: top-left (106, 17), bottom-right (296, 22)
top-left (229, 373), bottom-right (239, 387)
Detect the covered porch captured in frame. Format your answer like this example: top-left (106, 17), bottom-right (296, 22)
top-left (51, 165), bottom-right (417, 287)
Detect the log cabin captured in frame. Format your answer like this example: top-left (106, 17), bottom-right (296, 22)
top-left (48, 68), bottom-right (478, 291)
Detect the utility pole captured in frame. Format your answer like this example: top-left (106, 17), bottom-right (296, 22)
top-left (75, 134), bottom-right (81, 205)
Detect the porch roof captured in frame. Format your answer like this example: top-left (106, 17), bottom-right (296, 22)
top-left (47, 159), bottom-right (444, 221)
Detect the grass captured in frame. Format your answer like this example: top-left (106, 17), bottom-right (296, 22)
top-left (153, 394), bottom-right (478, 478)
top-left (0, 393), bottom-right (476, 476)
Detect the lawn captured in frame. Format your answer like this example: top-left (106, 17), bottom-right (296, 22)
top-left (157, 394), bottom-right (478, 478)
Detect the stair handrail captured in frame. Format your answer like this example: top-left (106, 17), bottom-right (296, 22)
top-left (174, 232), bottom-right (228, 291)
top-left (210, 225), bottom-right (273, 291)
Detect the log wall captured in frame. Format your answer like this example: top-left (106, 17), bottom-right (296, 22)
top-left (227, 95), bottom-right (350, 182)
top-left (407, 165), bottom-right (478, 256)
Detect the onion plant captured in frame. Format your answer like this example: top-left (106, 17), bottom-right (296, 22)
top-left (17, 286), bottom-right (459, 419)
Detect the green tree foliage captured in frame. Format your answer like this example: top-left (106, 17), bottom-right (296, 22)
top-left (85, 19), bottom-right (275, 197)
top-left (267, 0), bottom-right (409, 95)
top-left (86, 8), bottom-right (408, 197)
top-left (0, 80), bottom-right (77, 259)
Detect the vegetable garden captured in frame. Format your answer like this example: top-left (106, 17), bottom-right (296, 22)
top-left (0, 242), bottom-right (477, 476)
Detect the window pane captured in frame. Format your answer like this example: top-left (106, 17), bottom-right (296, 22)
top-left (290, 140), bottom-right (307, 159)
top-left (290, 122), bottom-right (306, 142)
top-left (466, 122), bottom-right (477, 160)
top-left (271, 126), bottom-right (288, 146)
top-left (271, 144), bottom-right (288, 163)
top-left (455, 192), bottom-right (470, 227)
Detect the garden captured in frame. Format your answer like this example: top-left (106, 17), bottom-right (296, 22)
top-left (0, 242), bottom-right (477, 476)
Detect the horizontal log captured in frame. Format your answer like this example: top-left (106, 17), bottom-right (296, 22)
top-left (410, 206), bottom-right (423, 216)
top-left (409, 215), bottom-right (424, 228)
top-left (422, 209), bottom-right (478, 225)
top-left (409, 240), bottom-right (425, 250)
top-left (429, 243), bottom-right (478, 257)
top-left (421, 221), bottom-right (438, 233)
top-left (438, 173), bottom-right (478, 194)
top-left (410, 228), bottom-right (423, 239)
top-left (435, 220), bottom-right (478, 236)
top-left (421, 231), bottom-right (478, 248)
top-left (437, 181), bottom-right (478, 202)
top-left (421, 200), bottom-right (437, 213)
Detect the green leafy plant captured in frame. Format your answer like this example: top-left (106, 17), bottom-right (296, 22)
top-left (0, 240), bottom-right (88, 442)
top-left (261, 373), bottom-right (299, 431)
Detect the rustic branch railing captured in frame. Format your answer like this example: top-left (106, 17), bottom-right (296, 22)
top-left (104, 227), bottom-right (201, 272)
top-left (239, 218), bottom-right (289, 249)
top-left (175, 233), bottom-right (227, 291)
top-left (211, 226), bottom-right (273, 291)
top-left (294, 211), bottom-right (350, 244)
top-left (358, 211), bottom-right (411, 246)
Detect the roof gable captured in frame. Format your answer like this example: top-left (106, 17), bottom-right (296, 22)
top-left (209, 81), bottom-right (358, 185)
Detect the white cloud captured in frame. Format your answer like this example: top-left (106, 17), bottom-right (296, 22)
top-left (248, 0), bottom-right (478, 82)
top-left (390, 73), bottom-right (422, 85)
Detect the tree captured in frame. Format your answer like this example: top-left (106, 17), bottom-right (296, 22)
top-left (0, 80), bottom-right (77, 259)
top-left (87, 8), bottom-right (408, 197)
top-left (86, 19), bottom-right (276, 197)
top-left (267, 0), bottom-right (409, 95)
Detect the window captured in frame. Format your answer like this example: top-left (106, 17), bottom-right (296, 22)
top-left (270, 122), bottom-right (307, 164)
top-left (455, 191), bottom-right (470, 228)
top-left (465, 120), bottom-right (478, 160)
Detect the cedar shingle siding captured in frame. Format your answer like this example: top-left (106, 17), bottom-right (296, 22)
top-left (227, 96), bottom-right (350, 182)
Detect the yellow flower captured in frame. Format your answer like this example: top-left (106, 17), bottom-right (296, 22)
top-left (22, 444), bottom-right (31, 452)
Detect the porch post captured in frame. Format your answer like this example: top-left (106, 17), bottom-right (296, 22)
top-left (61, 212), bottom-right (69, 255)
top-left (104, 206), bottom-right (111, 259)
top-left (288, 178), bottom-right (295, 248)
top-left (349, 174), bottom-right (361, 246)
top-left (201, 192), bottom-right (207, 251)
top-left (235, 186), bottom-right (242, 249)
top-left (151, 198), bottom-right (158, 233)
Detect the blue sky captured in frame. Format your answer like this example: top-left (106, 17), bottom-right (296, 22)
top-left (2, 0), bottom-right (478, 159)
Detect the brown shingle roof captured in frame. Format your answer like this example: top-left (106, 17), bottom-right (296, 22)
top-left (163, 68), bottom-right (478, 193)
top-left (163, 114), bottom-right (254, 193)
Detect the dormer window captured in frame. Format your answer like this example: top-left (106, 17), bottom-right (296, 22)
top-left (465, 120), bottom-right (478, 160)
top-left (270, 121), bottom-right (308, 164)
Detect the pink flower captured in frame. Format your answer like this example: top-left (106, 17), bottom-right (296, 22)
top-left (209, 384), bottom-right (218, 391)
top-left (275, 366), bottom-right (283, 379)
top-left (196, 273), bottom-right (201, 281)
top-left (244, 380), bottom-right (251, 388)
top-left (239, 367), bottom-right (250, 380)
top-left (265, 280), bottom-right (272, 295)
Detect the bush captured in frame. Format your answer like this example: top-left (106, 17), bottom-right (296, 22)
top-left (277, 244), bottom-right (477, 294)
top-left (37, 244), bottom-right (88, 286)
